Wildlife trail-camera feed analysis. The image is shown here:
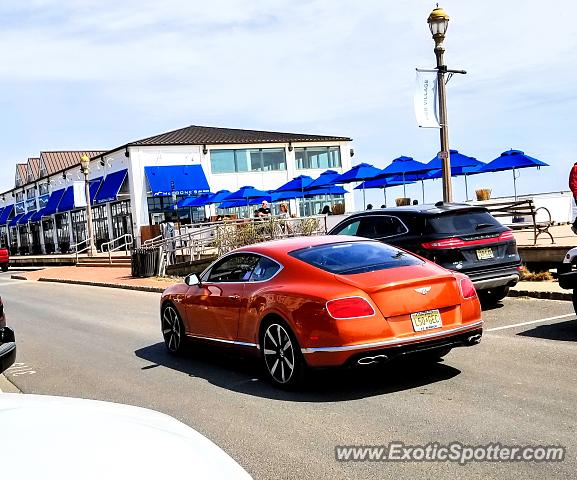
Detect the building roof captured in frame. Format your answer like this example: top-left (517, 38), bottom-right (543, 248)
top-left (40, 151), bottom-right (106, 176)
top-left (28, 157), bottom-right (40, 180)
top-left (131, 125), bottom-right (351, 146)
top-left (15, 164), bottom-right (27, 185)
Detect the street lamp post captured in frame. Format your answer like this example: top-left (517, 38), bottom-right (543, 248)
top-left (80, 155), bottom-right (97, 257)
top-left (428, 5), bottom-right (452, 203)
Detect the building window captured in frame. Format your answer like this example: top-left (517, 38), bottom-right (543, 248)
top-left (295, 146), bottom-right (341, 170)
top-left (38, 183), bottom-right (49, 195)
top-left (15, 191), bottom-right (24, 202)
top-left (92, 205), bottom-right (109, 244)
top-left (210, 148), bottom-right (286, 174)
top-left (111, 201), bottom-right (133, 239)
top-left (71, 209), bottom-right (87, 244)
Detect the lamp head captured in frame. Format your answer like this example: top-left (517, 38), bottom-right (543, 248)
top-left (80, 155), bottom-right (90, 172)
top-left (428, 6), bottom-right (449, 44)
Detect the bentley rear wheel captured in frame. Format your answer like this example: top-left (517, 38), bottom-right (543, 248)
top-left (261, 321), bottom-right (305, 389)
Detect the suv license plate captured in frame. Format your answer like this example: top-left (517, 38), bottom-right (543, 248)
top-left (410, 309), bottom-right (442, 332)
top-left (476, 248), bottom-right (494, 260)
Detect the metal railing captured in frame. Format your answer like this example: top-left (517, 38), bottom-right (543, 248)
top-left (101, 233), bottom-right (134, 264)
top-left (146, 215), bottom-right (329, 276)
top-left (73, 238), bottom-right (92, 262)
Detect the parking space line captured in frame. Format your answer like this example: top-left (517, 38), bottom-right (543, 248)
top-left (486, 313), bottom-right (575, 332)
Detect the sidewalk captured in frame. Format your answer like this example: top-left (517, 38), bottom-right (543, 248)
top-left (11, 266), bottom-right (178, 293)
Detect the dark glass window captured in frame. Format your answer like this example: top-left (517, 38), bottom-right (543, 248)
top-left (425, 211), bottom-right (501, 235)
top-left (356, 215), bottom-right (407, 239)
top-left (290, 241), bottom-right (422, 275)
top-left (207, 254), bottom-right (260, 282)
top-left (333, 219), bottom-right (360, 236)
top-left (249, 256), bottom-right (281, 282)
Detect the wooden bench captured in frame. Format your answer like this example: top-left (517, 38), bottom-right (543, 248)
top-left (482, 199), bottom-right (554, 245)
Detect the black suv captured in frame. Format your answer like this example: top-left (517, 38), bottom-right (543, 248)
top-left (328, 202), bottom-right (521, 304)
top-left (0, 296), bottom-right (16, 373)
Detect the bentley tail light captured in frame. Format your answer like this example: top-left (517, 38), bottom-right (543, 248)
top-left (459, 277), bottom-right (477, 299)
top-left (326, 297), bottom-right (375, 319)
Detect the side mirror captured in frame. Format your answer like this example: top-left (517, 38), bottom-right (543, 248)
top-left (184, 273), bottom-right (201, 286)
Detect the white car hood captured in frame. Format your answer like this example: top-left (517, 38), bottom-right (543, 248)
top-left (0, 393), bottom-right (251, 479)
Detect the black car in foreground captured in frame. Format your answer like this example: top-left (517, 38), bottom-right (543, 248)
top-left (328, 202), bottom-right (522, 304)
top-left (0, 296), bottom-right (16, 373)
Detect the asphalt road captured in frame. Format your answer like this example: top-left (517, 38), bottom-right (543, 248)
top-left (1, 271), bottom-right (576, 479)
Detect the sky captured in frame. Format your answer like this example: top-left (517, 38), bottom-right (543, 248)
top-left (0, 0), bottom-right (576, 206)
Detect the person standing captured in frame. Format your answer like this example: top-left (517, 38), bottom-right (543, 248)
top-left (256, 200), bottom-right (271, 217)
top-left (570, 162), bottom-right (577, 233)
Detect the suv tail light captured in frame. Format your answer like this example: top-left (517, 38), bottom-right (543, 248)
top-left (421, 230), bottom-right (515, 250)
top-left (459, 277), bottom-right (477, 299)
top-left (326, 297), bottom-right (375, 319)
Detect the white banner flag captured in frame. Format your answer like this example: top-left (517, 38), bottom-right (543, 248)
top-left (73, 181), bottom-right (87, 208)
top-left (414, 68), bottom-right (440, 128)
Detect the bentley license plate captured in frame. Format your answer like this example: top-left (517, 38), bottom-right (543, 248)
top-left (410, 309), bottom-right (442, 332)
top-left (476, 247), bottom-right (494, 260)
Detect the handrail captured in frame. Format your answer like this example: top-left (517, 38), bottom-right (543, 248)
top-left (73, 238), bottom-right (92, 263)
top-left (143, 234), bottom-right (162, 247)
top-left (101, 233), bottom-right (134, 264)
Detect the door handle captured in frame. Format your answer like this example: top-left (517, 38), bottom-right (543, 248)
top-left (228, 295), bottom-right (240, 300)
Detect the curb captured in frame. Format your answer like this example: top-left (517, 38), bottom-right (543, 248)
top-left (0, 374), bottom-right (21, 393)
top-left (508, 289), bottom-right (572, 301)
top-left (10, 274), bottom-right (28, 281)
top-left (37, 278), bottom-right (166, 293)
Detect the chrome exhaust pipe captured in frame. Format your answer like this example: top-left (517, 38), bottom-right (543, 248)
top-left (466, 334), bottom-right (482, 345)
top-left (357, 354), bottom-right (388, 366)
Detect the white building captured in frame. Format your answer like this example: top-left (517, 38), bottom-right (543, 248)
top-left (0, 125), bottom-right (353, 253)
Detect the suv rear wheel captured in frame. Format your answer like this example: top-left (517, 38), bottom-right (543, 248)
top-left (479, 286), bottom-right (509, 306)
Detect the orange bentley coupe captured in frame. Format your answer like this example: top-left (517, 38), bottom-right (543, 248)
top-left (160, 236), bottom-right (482, 388)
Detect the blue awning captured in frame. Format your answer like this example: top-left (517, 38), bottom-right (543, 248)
top-left (57, 187), bottom-right (74, 213)
top-left (89, 177), bottom-right (103, 203)
top-left (18, 210), bottom-right (36, 225)
top-left (43, 189), bottom-right (66, 216)
top-left (31, 209), bottom-right (46, 222)
top-left (9, 213), bottom-right (24, 227)
top-left (144, 165), bottom-right (210, 197)
top-left (95, 170), bottom-right (128, 204)
top-left (0, 208), bottom-right (3, 221)
top-left (0, 205), bottom-right (14, 225)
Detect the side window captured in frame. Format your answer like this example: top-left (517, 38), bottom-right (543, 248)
top-left (207, 254), bottom-right (259, 282)
top-left (249, 256), bottom-right (281, 282)
top-left (357, 215), bottom-right (407, 239)
top-left (333, 220), bottom-right (360, 236)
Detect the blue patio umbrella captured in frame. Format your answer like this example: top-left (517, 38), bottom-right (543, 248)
top-left (270, 190), bottom-right (305, 202)
top-left (377, 156), bottom-right (435, 198)
top-left (332, 163), bottom-right (383, 208)
top-left (206, 190), bottom-right (231, 204)
top-left (427, 150), bottom-right (485, 200)
top-left (304, 186), bottom-right (348, 197)
top-left (177, 193), bottom-right (213, 208)
top-left (356, 177), bottom-right (415, 207)
top-left (223, 186), bottom-right (270, 204)
top-left (479, 149), bottom-right (548, 200)
top-left (275, 175), bottom-right (314, 192)
top-left (307, 170), bottom-right (340, 189)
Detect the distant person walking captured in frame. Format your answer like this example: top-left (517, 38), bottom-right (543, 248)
top-left (570, 162), bottom-right (577, 233)
top-left (366, 204), bottom-right (373, 210)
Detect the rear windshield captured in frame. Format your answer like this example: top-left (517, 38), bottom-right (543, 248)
top-left (425, 210), bottom-right (501, 235)
top-left (289, 241), bottom-right (423, 275)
